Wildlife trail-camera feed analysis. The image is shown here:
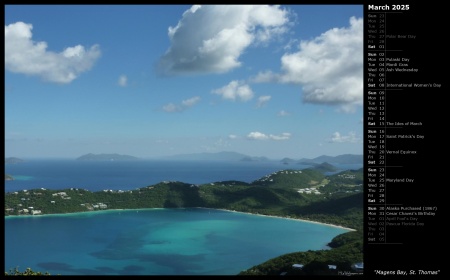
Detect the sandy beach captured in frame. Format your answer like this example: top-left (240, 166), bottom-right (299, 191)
top-left (5, 207), bottom-right (358, 232)
top-left (196, 207), bottom-right (357, 231)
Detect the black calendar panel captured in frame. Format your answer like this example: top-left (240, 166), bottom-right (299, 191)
top-left (364, 2), bottom-right (442, 276)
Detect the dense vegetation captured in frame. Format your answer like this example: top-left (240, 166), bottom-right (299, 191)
top-left (239, 230), bottom-right (363, 275)
top-left (5, 268), bottom-right (51, 276)
top-left (5, 167), bottom-right (364, 275)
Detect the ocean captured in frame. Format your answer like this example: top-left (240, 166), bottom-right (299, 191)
top-left (4, 159), bottom-right (362, 193)
top-left (4, 159), bottom-right (361, 275)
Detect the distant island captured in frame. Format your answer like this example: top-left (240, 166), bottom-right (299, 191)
top-left (161, 152), bottom-right (362, 165)
top-left (5, 157), bottom-right (24, 164)
top-left (76, 153), bottom-right (141, 161)
top-left (161, 151), bottom-right (256, 161)
top-left (283, 154), bottom-right (363, 165)
top-left (240, 156), bottom-right (269, 162)
top-left (299, 154), bottom-right (363, 165)
top-left (5, 157), bottom-right (23, 181)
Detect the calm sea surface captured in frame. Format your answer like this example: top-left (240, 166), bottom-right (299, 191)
top-left (4, 159), bottom-right (361, 192)
top-left (4, 160), bottom-right (360, 275)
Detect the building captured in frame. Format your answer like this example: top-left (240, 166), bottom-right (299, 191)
top-left (352, 262), bottom-right (364, 272)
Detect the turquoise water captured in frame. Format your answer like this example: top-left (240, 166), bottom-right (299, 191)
top-left (8, 175), bottom-right (34, 181)
top-left (5, 208), bottom-right (350, 275)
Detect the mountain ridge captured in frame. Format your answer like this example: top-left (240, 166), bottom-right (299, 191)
top-left (160, 152), bottom-right (363, 164)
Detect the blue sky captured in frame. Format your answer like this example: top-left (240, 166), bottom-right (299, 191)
top-left (5, 4), bottom-right (364, 160)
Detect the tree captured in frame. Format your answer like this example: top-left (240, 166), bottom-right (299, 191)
top-left (5, 267), bottom-right (51, 276)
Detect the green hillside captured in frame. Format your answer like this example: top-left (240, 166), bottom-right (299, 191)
top-left (251, 168), bottom-right (325, 189)
top-left (239, 230), bottom-right (363, 275)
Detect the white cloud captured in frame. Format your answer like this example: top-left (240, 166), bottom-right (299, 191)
top-left (330, 131), bottom-right (359, 143)
top-left (228, 134), bottom-right (238, 139)
top-left (277, 110), bottom-right (290, 116)
top-left (269, 132), bottom-right (291, 140)
top-left (212, 80), bottom-right (254, 102)
top-left (5, 22), bottom-right (101, 84)
top-left (250, 70), bottom-right (278, 83)
top-left (247, 131), bottom-right (269, 140)
top-left (181, 96), bottom-right (201, 107)
top-left (256, 95), bottom-right (271, 108)
top-left (163, 96), bottom-right (201, 112)
top-left (254, 16), bottom-right (363, 112)
top-left (162, 103), bottom-right (180, 113)
top-left (118, 75), bottom-right (128, 87)
top-left (247, 131), bottom-right (291, 141)
top-left (158, 5), bottom-right (289, 75)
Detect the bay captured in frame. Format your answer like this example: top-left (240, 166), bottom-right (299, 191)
top-left (4, 159), bottom-right (361, 275)
top-left (5, 208), bottom-right (350, 275)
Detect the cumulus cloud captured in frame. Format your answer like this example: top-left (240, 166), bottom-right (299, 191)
top-left (118, 75), bottom-right (128, 87)
top-left (256, 95), bottom-right (271, 108)
top-left (253, 16), bottom-right (363, 112)
top-left (163, 96), bottom-right (201, 112)
top-left (5, 22), bottom-right (101, 84)
top-left (247, 132), bottom-right (269, 140)
top-left (247, 131), bottom-right (291, 140)
top-left (228, 134), bottom-right (238, 139)
top-left (212, 80), bottom-right (254, 102)
top-left (158, 5), bottom-right (289, 75)
top-left (330, 131), bottom-right (359, 143)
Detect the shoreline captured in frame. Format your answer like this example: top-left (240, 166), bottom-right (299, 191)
top-left (200, 207), bottom-right (356, 231)
top-left (5, 206), bottom-right (357, 231)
